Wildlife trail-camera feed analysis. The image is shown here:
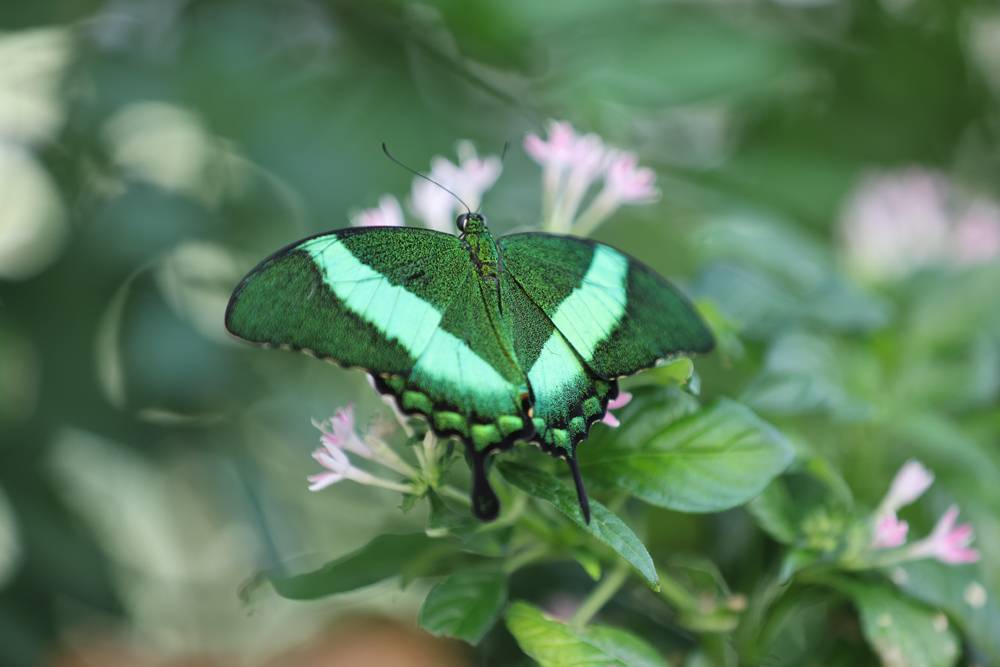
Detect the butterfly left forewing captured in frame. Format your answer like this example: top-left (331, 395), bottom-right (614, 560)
top-left (225, 226), bottom-right (469, 373)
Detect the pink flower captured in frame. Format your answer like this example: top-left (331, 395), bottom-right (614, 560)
top-left (871, 459), bottom-right (932, 551)
top-left (840, 169), bottom-right (952, 282)
top-left (603, 151), bottom-right (660, 205)
top-left (868, 460), bottom-right (980, 566)
top-left (879, 460), bottom-right (934, 515)
top-left (308, 442), bottom-right (351, 491)
top-left (351, 195), bottom-right (404, 227)
top-left (523, 120), bottom-right (577, 167)
top-left (908, 506), bottom-right (981, 564)
top-left (525, 121), bottom-right (614, 233)
top-left (308, 405), bottom-right (373, 490)
top-left (409, 141), bottom-right (501, 232)
top-left (872, 513), bottom-right (909, 549)
top-left (312, 405), bottom-right (373, 460)
top-left (306, 405), bottom-right (417, 496)
top-left (839, 168), bottom-right (1000, 281)
top-left (953, 200), bottom-right (1000, 265)
top-left (601, 391), bottom-right (633, 428)
top-left (525, 121), bottom-right (660, 236)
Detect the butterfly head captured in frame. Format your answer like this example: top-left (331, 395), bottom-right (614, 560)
top-left (457, 212), bottom-right (487, 235)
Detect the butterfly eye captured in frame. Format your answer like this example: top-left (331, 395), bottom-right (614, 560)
top-left (456, 214), bottom-right (468, 232)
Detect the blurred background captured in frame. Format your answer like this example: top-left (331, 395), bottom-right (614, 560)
top-left (2, 0), bottom-right (1000, 665)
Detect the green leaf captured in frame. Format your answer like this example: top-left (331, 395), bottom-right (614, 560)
top-left (892, 561), bottom-right (1000, 664)
top-left (506, 601), bottom-right (669, 667)
top-left (580, 399), bottom-right (794, 513)
top-left (643, 357), bottom-right (694, 387)
top-left (266, 533), bottom-right (441, 600)
top-left (419, 570), bottom-right (507, 644)
top-left (836, 579), bottom-right (959, 667)
top-left (497, 462), bottom-right (658, 589)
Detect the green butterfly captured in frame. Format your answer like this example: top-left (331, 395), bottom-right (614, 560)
top-left (225, 212), bottom-right (713, 522)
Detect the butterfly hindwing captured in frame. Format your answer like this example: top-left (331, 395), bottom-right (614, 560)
top-left (501, 274), bottom-right (616, 456)
top-left (499, 232), bottom-right (714, 380)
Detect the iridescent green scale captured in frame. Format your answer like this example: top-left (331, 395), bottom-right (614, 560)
top-left (225, 213), bottom-right (714, 521)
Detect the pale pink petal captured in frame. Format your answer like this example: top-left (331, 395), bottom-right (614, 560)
top-left (313, 447), bottom-right (349, 472)
top-left (872, 513), bottom-right (909, 549)
top-left (953, 202), bottom-right (1000, 264)
top-left (908, 505), bottom-right (981, 565)
top-left (607, 391), bottom-right (633, 411)
top-left (352, 194), bottom-right (404, 227)
top-left (316, 404), bottom-right (373, 459)
top-left (409, 142), bottom-right (501, 231)
top-left (307, 472), bottom-right (344, 491)
top-left (880, 460), bottom-right (934, 514)
top-left (603, 152), bottom-right (659, 204)
top-left (523, 120), bottom-right (578, 167)
top-left (601, 391), bottom-right (632, 428)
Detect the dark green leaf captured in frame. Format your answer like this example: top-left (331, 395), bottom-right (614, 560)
top-left (498, 462), bottom-right (658, 589)
top-left (832, 578), bottom-right (959, 667)
top-left (506, 601), bottom-right (669, 667)
top-left (267, 533), bottom-right (441, 600)
top-left (580, 399), bottom-right (794, 512)
top-left (419, 570), bottom-right (507, 644)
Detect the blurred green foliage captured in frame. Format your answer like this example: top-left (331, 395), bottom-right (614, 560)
top-left (2, 1), bottom-right (1000, 666)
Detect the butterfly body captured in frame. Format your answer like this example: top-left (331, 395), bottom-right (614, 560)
top-left (226, 213), bottom-right (713, 521)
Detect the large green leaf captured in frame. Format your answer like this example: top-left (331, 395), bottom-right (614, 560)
top-left (497, 462), bottom-right (658, 589)
top-left (580, 399), bottom-right (793, 512)
top-left (506, 601), bottom-right (669, 667)
top-left (419, 569), bottom-right (507, 644)
top-left (892, 561), bottom-right (1000, 664)
top-left (266, 533), bottom-right (441, 600)
top-left (835, 579), bottom-right (959, 667)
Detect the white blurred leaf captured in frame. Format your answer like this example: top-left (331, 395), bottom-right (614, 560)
top-left (0, 27), bottom-right (70, 143)
top-left (0, 145), bottom-right (66, 280)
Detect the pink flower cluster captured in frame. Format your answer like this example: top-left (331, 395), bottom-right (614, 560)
top-left (524, 120), bottom-right (659, 235)
top-left (840, 168), bottom-right (1000, 282)
top-left (871, 460), bottom-right (979, 565)
top-left (307, 405), bottom-right (414, 495)
top-left (351, 121), bottom-right (660, 239)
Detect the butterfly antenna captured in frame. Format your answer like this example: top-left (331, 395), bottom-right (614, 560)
top-left (381, 142), bottom-right (471, 215)
top-left (473, 140), bottom-right (510, 215)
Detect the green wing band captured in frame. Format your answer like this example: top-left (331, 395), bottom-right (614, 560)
top-left (499, 232), bottom-right (714, 379)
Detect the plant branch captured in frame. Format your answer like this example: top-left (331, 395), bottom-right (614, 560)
top-left (570, 561), bottom-right (630, 628)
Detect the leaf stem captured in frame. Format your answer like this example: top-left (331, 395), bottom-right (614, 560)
top-left (570, 561), bottom-right (629, 628)
top-left (503, 544), bottom-right (551, 574)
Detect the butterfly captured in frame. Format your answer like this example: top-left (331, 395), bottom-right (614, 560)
top-left (225, 211), bottom-right (713, 523)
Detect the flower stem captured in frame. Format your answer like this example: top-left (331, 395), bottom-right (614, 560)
top-left (572, 188), bottom-right (617, 238)
top-left (570, 561), bottom-right (629, 628)
top-left (439, 484), bottom-right (471, 505)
